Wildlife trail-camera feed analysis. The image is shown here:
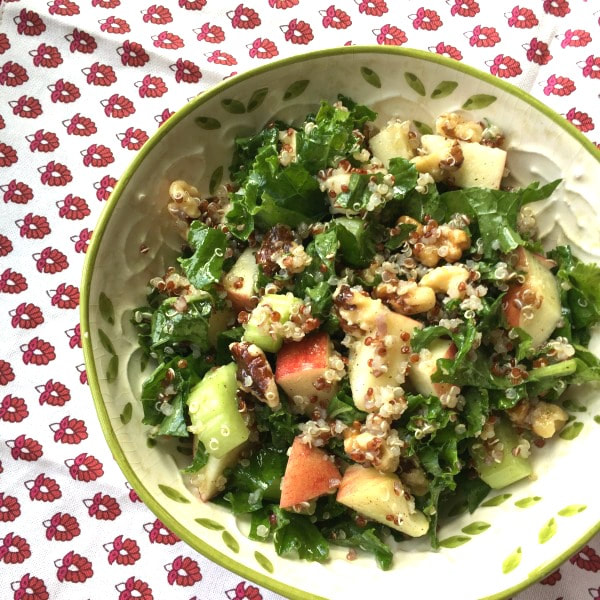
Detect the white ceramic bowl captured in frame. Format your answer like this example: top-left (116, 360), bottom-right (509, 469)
top-left (81, 47), bottom-right (600, 600)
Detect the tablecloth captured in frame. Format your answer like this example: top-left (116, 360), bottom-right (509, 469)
top-left (0, 0), bottom-right (598, 598)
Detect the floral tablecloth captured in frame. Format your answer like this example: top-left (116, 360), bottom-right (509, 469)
top-left (0, 0), bottom-right (598, 598)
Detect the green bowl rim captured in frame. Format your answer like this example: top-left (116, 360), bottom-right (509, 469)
top-left (80, 45), bottom-right (600, 600)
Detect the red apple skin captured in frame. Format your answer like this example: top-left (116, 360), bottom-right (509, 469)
top-left (279, 437), bottom-right (341, 509)
top-left (275, 332), bottom-right (337, 405)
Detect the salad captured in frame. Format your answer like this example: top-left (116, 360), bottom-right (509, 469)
top-left (133, 97), bottom-right (600, 569)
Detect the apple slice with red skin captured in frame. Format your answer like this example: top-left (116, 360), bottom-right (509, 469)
top-left (279, 437), bottom-right (342, 509)
top-left (336, 465), bottom-right (429, 537)
top-left (408, 338), bottom-right (457, 398)
top-left (503, 247), bottom-right (561, 348)
top-left (222, 248), bottom-right (258, 312)
top-left (275, 332), bottom-right (338, 411)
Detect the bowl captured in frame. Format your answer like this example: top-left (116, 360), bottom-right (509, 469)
top-left (81, 46), bottom-right (600, 600)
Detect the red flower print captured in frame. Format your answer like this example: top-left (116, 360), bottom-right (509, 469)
top-left (64, 113), bottom-right (97, 136)
top-left (102, 93), bottom-right (136, 118)
top-left (411, 8), bottom-right (442, 31)
top-left (85, 492), bottom-right (120, 520)
top-left (0, 61), bottom-right (29, 87)
top-left (34, 247), bottom-right (69, 274)
top-left (507, 6), bottom-right (538, 29)
top-left (0, 234), bottom-right (12, 257)
top-left (0, 115), bottom-right (4, 129)
top-left (67, 28), bottom-right (97, 54)
top-left (95, 175), bottom-right (117, 201)
top-left (10, 302), bottom-right (44, 329)
top-left (83, 62), bottom-right (117, 86)
top-left (92, 0), bottom-right (121, 7)
top-left (56, 551), bottom-right (93, 583)
top-left (82, 144), bottom-right (114, 167)
top-left (321, 6), bottom-right (351, 29)
top-left (3, 181), bottom-right (33, 204)
top-left (117, 127), bottom-right (149, 151)
top-left (1, 395), bottom-right (28, 423)
top-left (230, 581), bottom-right (262, 600)
top-left (0, 493), bottom-right (21, 522)
top-left (136, 74), bottom-right (168, 97)
top-left (145, 519), bottom-right (180, 545)
top-left (30, 44), bottom-right (63, 68)
top-left (228, 4), bottom-right (261, 29)
top-left (155, 108), bottom-right (175, 126)
top-left (152, 31), bottom-right (184, 49)
top-left (206, 50), bottom-right (237, 66)
top-left (12, 574), bottom-right (49, 600)
top-left (543, 74), bottom-right (575, 96)
top-left (165, 556), bottom-right (202, 586)
top-left (49, 79), bottom-right (80, 103)
top-left (72, 229), bottom-right (92, 254)
top-left (143, 5), bottom-right (173, 24)
top-left (269, 0), bottom-right (298, 7)
top-left (0, 533), bottom-right (31, 564)
top-left (68, 453), bottom-right (104, 482)
top-left (27, 130), bottom-right (60, 153)
top-left (44, 512), bottom-right (81, 541)
top-left (10, 95), bottom-right (43, 119)
top-left (49, 283), bottom-right (80, 309)
top-left (179, 0), bottom-right (207, 8)
top-left (117, 577), bottom-right (154, 600)
top-left (106, 535), bottom-right (141, 565)
top-left (118, 40), bottom-right (150, 67)
top-left (18, 213), bottom-right (51, 239)
top-left (248, 38), bottom-right (278, 59)
top-left (566, 108), bottom-right (594, 133)
top-left (0, 33), bottom-right (9, 54)
top-left (0, 360), bottom-right (15, 385)
top-left (66, 323), bottom-right (81, 348)
top-left (37, 379), bottom-right (71, 406)
top-left (357, 0), bottom-right (388, 16)
top-left (21, 337), bottom-right (56, 365)
top-left (57, 194), bottom-right (90, 220)
top-left (7, 435), bottom-right (43, 462)
top-left (543, 0), bottom-right (569, 17)
top-left (126, 482), bottom-right (141, 503)
top-left (561, 29), bottom-right (591, 49)
top-left (374, 24), bottom-right (407, 46)
top-left (14, 9), bottom-right (46, 36)
top-left (523, 38), bottom-right (552, 65)
top-left (432, 43), bottom-right (462, 60)
top-left (99, 16), bottom-right (130, 34)
top-left (580, 55), bottom-right (600, 79)
top-left (1, 270), bottom-right (27, 295)
top-left (570, 545), bottom-right (600, 572)
top-left (194, 23), bottom-right (225, 43)
top-left (51, 416), bottom-right (88, 444)
top-left (450, 0), bottom-right (479, 17)
top-left (171, 59), bottom-right (201, 84)
top-left (77, 364), bottom-right (87, 385)
top-left (26, 473), bottom-right (62, 502)
top-left (0, 143), bottom-right (18, 167)
top-left (48, 0), bottom-right (81, 17)
top-left (540, 568), bottom-right (561, 585)
top-left (283, 19), bottom-right (314, 45)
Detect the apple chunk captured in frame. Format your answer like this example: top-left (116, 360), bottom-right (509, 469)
top-left (337, 465), bottom-right (429, 537)
top-left (275, 332), bottom-right (338, 411)
top-left (279, 437), bottom-right (341, 509)
top-left (503, 247), bottom-right (561, 348)
top-left (408, 338), bottom-right (457, 398)
top-left (369, 119), bottom-right (414, 167)
top-left (222, 248), bottom-right (258, 312)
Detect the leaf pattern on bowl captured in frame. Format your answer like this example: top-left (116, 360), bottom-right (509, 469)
top-left (106, 355), bottom-right (119, 383)
top-left (413, 120), bottom-right (433, 135)
top-left (195, 116), bottom-right (221, 130)
top-left (247, 87), bottom-right (269, 112)
top-left (283, 79), bottom-right (310, 101)
top-left (482, 493), bottom-right (512, 507)
top-left (360, 67), bottom-right (381, 89)
top-left (430, 80), bottom-right (458, 99)
top-left (502, 547), bottom-right (522, 574)
top-left (195, 517), bottom-right (224, 531)
top-left (119, 402), bottom-right (132, 425)
top-left (558, 504), bottom-right (587, 517)
top-left (98, 329), bottom-right (116, 355)
top-left (514, 496), bottom-right (542, 508)
top-left (209, 166), bottom-right (223, 195)
top-left (559, 421), bottom-right (584, 440)
top-left (255, 551), bottom-right (274, 573)
top-left (99, 292), bottom-right (115, 325)
top-left (222, 531), bottom-right (240, 553)
top-left (439, 535), bottom-right (471, 548)
top-left (158, 484), bottom-right (190, 504)
top-left (461, 521), bottom-right (491, 535)
top-left (404, 72), bottom-right (426, 96)
top-left (538, 518), bottom-right (557, 544)
top-left (221, 98), bottom-right (246, 114)
top-left (462, 94), bottom-right (497, 110)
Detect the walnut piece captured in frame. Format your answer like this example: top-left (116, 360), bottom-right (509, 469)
top-left (229, 341), bottom-right (280, 409)
top-left (435, 112), bottom-right (484, 143)
top-left (374, 279), bottom-right (436, 315)
top-left (507, 399), bottom-right (568, 439)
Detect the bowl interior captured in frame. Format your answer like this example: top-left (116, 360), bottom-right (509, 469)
top-left (82, 47), bottom-right (600, 600)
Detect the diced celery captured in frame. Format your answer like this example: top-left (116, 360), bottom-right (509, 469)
top-left (187, 363), bottom-right (249, 458)
top-left (470, 418), bottom-right (532, 489)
